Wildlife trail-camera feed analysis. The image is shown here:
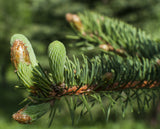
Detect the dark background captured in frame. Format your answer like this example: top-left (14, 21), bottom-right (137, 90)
top-left (0, 0), bottom-right (160, 128)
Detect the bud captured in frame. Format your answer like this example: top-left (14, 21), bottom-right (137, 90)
top-left (11, 40), bottom-right (30, 70)
top-left (102, 72), bottom-right (113, 81)
top-left (66, 13), bottom-right (84, 32)
top-left (156, 59), bottom-right (160, 65)
top-left (65, 13), bottom-right (73, 22)
top-left (10, 34), bottom-right (37, 66)
top-left (99, 44), bottom-right (109, 51)
top-left (99, 44), bottom-right (114, 51)
top-left (12, 103), bottom-right (50, 124)
top-left (12, 107), bottom-right (32, 124)
top-left (48, 41), bottom-right (66, 84)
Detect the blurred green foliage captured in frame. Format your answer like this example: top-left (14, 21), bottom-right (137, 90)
top-left (1, 0), bottom-right (160, 128)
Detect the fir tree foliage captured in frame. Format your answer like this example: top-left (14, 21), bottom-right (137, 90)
top-left (67, 12), bottom-right (160, 59)
top-left (10, 11), bottom-right (160, 125)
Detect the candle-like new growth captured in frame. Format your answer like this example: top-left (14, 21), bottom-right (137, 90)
top-left (48, 41), bottom-right (66, 84)
top-left (10, 34), bottom-right (37, 66)
top-left (10, 34), bottom-right (37, 89)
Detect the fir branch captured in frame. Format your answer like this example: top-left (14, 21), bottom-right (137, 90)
top-left (13, 51), bottom-right (160, 124)
top-left (62, 54), bottom-right (160, 95)
top-left (66, 12), bottom-right (160, 59)
top-left (10, 12), bottom-right (160, 125)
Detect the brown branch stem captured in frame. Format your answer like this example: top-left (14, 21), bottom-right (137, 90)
top-left (54, 80), bottom-right (160, 96)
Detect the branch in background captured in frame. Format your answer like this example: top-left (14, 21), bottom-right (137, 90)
top-left (66, 12), bottom-right (160, 59)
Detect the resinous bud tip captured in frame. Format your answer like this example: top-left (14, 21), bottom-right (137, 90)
top-left (66, 13), bottom-right (84, 32)
top-left (12, 107), bottom-right (32, 124)
top-left (11, 40), bottom-right (30, 70)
